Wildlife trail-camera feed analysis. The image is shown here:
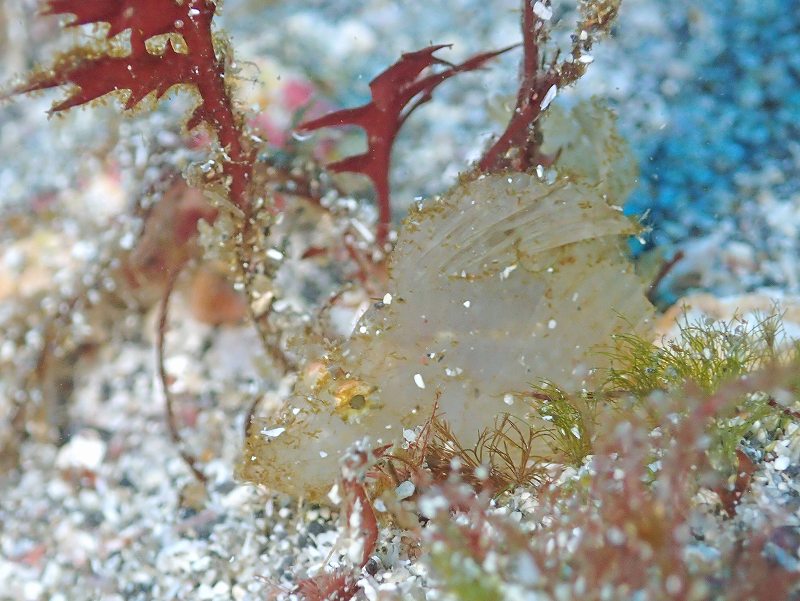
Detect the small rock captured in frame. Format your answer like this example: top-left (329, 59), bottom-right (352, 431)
top-left (180, 480), bottom-right (208, 512)
top-left (56, 430), bottom-right (106, 473)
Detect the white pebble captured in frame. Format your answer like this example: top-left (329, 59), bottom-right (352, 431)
top-left (774, 455), bottom-right (790, 471)
top-left (56, 431), bottom-right (106, 472)
top-left (266, 248), bottom-right (284, 261)
top-left (327, 483), bottom-right (341, 505)
top-left (395, 480), bottom-right (415, 499)
top-left (533, 1), bottom-right (553, 20)
top-left (23, 582), bottom-right (44, 600)
top-left (261, 427), bottom-right (286, 438)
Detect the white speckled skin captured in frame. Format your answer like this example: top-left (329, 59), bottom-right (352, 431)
top-left (242, 172), bottom-right (653, 499)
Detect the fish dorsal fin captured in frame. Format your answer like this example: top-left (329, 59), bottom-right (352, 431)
top-left (392, 173), bottom-right (637, 283)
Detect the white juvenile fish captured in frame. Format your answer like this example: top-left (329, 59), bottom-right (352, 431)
top-left (242, 170), bottom-right (654, 500)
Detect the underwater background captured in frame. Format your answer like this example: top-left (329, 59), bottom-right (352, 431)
top-left (3, 0), bottom-right (799, 302)
top-left (1, 1), bottom-right (800, 599)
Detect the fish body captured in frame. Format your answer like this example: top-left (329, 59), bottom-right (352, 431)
top-left (242, 172), bottom-right (653, 499)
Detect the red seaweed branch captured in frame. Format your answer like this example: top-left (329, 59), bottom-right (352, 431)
top-left (479, 0), bottom-right (620, 173)
top-left (3, 0), bottom-right (260, 481)
top-left (299, 44), bottom-right (513, 247)
top-left (8, 0), bottom-right (254, 213)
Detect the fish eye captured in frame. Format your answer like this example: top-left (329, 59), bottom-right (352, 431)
top-left (348, 394), bottom-right (366, 410)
